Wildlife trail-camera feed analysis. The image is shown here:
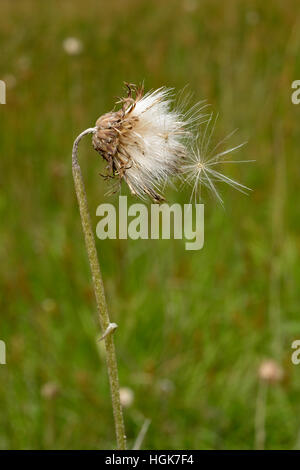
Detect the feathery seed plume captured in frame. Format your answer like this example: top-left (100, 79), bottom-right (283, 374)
top-left (181, 113), bottom-right (252, 205)
top-left (92, 83), bottom-right (206, 202)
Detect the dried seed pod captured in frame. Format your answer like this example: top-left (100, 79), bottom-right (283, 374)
top-left (93, 83), bottom-right (192, 202)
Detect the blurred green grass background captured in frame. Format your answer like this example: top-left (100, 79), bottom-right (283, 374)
top-left (0, 0), bottom-right (300, 449)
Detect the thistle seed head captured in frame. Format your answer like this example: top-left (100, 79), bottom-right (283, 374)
top-left (92, 83), bottom-right (250, 203)
top-left (93, 83), bottom-right (196, 202)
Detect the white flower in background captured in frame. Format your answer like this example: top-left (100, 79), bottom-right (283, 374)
top-left (258, 359), bottom-right (283, 384)
top-left (62, 37), bottom-right (83, 55)
top-left (119, 387), bottom-right (134, 408)
top-left (181, 113), bottom-right (252, 205)
top-left (92, 83), bottom-right (207, 202)
top-left (41, 382), bottom-right (60, 399)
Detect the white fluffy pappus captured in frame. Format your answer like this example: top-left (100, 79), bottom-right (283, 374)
top-left (92, 83), bottom-right (250, 203)
top-left (181, 113), bottom-right (253, 205)
top-left (92, 83), bottom-right (207, 202)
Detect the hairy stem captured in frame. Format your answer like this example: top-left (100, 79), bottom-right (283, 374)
top-left (72, 128), bottom-right (126, 450)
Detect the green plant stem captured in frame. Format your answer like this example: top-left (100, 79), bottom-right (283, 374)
top-left (254, 380), bottom-right (267, 450)
top-left (72, 128), bottom-right (126, 450)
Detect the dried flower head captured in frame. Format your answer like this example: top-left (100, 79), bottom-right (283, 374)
top-left (258, 359), bottom-right (283, 384)
top-left (92, 83), bottom-right (250, 203)
top-left (92, 83), bottom-right (205, 202)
